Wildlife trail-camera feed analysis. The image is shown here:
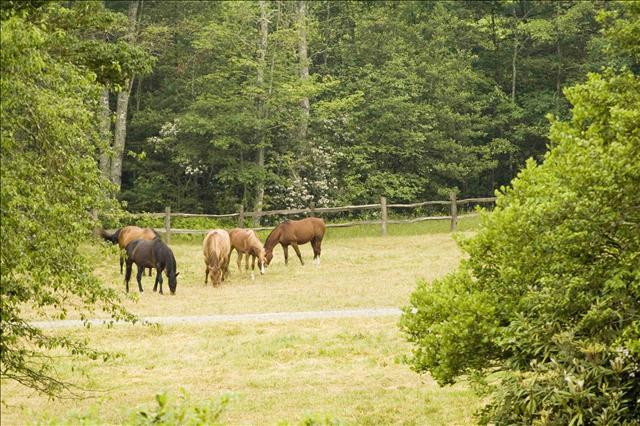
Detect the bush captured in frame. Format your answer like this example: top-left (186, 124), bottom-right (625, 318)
top-left (131, 391), bottom-right (229, 426)
top-left (400, 69), bottom-right (640, 424)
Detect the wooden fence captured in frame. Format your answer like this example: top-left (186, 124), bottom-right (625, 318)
top-left (141, 194), bottom-right (496, 242)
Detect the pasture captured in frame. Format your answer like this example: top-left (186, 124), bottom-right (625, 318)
top-left (2, 220), bottom-right (480, 425)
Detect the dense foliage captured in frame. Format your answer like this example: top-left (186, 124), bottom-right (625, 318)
top-left (400, 4), bottom-right (640, 424)
top-left (0, 3), bottom-right (141, 396)
top-left (120, 0), bottom-right (616, 213)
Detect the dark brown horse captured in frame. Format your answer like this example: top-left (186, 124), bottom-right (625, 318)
top-left (124, 239), bottom-right (179, 294)
top-left (264, 217), bottom-right (325, 267)
top-left (100, 226), bottom-right (160, 275)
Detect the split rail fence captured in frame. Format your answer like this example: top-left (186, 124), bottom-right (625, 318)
top-left (141, 194), bottom-right (496, 242)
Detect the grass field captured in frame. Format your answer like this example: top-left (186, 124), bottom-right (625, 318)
top-left (3, 219), bottom-right (480, 425)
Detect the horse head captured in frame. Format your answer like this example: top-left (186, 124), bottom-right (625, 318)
top-left (264, 248), bottom-right (273, 267)
top-left (251, 247), bottom-right (267, 274)
top-left (168, 271), bottom-right (179, 295)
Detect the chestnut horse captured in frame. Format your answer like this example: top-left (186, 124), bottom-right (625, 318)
top-left (100, 226), bottom-right (160, 275)
top-left (203, 229), bottom-right (231, 286)
top-left (229, 228), bottom-right (267, 278)
top-left (124, 239), bottom-right (179, 294)
top-left (264, 217), bottom-right (325, 267)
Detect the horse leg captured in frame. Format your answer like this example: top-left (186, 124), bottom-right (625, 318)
top-left (148, 267), bottom-right (153, 277)
top-left (204, 266), bottom-right (209, 286)
top-left (312, 238), bottom-right (322, 265)
top-left (124, 260), bottom-right (133, 293)
top-left (136, 265), bottom-right (144, 293)
top-left (223, 257), bottom-right (230, 281)
top-left (120, 254), bottom-right (125, 275)
top-left (251, 255), bottom-right (256, 280)
top-left (157, 271), bottom-right (164, 294)
top-left (237, 252), bottom-right (243, 273)
top-left (292, 242), bottom-right (304, 265)
top-left (283, 244), bottom-right (289, 265)
top-left (154, 268), bottom-right (160, 292)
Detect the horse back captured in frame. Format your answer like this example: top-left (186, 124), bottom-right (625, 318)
top-left (119, 226), bottom-right (158, 249)
top-left (203, 229), bottom-right (231, 266)
top-left (127, 239), bottom-right (156, 268)
top-left (229, 228), bottom-right (260, 253)
top-left (285, 217), bottom-right (325, 243)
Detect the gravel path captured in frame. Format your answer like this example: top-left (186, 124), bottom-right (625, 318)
top-left (31, 307), bottom-right (403, 329)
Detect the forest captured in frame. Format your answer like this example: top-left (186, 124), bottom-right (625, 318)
top-left (90, 1), bottom-right (625, 213)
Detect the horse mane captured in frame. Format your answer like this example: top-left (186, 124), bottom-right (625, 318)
top-left (264, 225), bottom-right (282, 251)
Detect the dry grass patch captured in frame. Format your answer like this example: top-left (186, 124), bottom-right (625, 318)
top-left (1, 317), bottom-right (479, 425)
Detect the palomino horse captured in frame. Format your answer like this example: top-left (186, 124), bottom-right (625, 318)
top-left (203, 229), bottom-right (231, 286)
top-left (264, 217), bottom-right (325, 267)
top-left (229, 228), bottom-right (266, 279)
top-left (100, 226), bottom-right (159, 275)
top-left (124, 239), bottom-right (179, 294)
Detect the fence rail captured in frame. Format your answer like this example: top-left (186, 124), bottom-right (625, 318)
top-left (124, 194), bottom-right (496, 240)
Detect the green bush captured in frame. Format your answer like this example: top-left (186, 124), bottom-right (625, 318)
top-left (400, 69), bottom-right (640, 424)
top-left (130, 391), bottom-right (229, 426)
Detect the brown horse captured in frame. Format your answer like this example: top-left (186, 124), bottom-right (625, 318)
top-left (100, 226), bottom-right (160, 275)
top-left (229, 228), bottom-right (267, 278)
top-left (203, 229), bottom-right (231, 286)
top-left (264, 217), bottom-right (325, 267)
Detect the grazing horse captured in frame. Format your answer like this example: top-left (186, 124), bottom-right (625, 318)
top-left (100, 226), bottom-right (159, 275)
top-left (264, 217), bottom-right (325, 267)
top-left (229, 228), bottom-right (267, 279)
top-left (203, 229), bottom-right (231, 286)
top-left (124, 239), bottom-right (179, 294)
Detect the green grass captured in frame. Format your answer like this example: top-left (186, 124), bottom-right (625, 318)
top-left (1, 318), bottom-right (480, 425)
top-left (4, 222), bottom-right (481, 425)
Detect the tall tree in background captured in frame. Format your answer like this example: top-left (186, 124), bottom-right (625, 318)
top-left (110, 0), bottom-right (140, 190)
top-left (253, 0), bottom-right (269, 225)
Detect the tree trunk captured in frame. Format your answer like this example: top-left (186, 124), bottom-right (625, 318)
top-left (253, 0), bottom-right (269, 226)
top-left (99, 88), bottom-right (111, 180)
top-left (110, 0), bottom-right (139, 190)
top-left (511, 6), bottom-right (518, 103)
top-left (297, 0), bottom-right (310, 145)
top-left (511, 37), bottom-right (518, 103)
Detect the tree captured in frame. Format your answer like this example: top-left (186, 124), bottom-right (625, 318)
top-left (400, 5), bottom-right (640, 423)
top-left (110, 0), bottom-right (142, 190)
top-left (0, 4), bottom-right (136, 397)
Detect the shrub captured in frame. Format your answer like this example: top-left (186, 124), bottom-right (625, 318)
top-left (130, 391), bottom-right (229, 426)
top-left (400, 69), bottom-right (640, 424)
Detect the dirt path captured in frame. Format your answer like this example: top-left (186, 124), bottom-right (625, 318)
top-left (31, 307), bottom-right (403, 329)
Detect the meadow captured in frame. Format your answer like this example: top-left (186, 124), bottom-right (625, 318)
top-left (2, 219), bottom-right (481, 425)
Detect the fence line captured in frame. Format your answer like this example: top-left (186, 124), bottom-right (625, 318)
top-left (119, 194), bottom-right (496, 239)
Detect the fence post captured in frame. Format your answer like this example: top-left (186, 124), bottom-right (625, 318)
top-left (380, 196), bottom-right (388, 236)
top-left (309, 201), bottom-right (316, 217)
top-left (449, 192), bottom-right (458, 232)
top-left (238, 204), bottom-right (245, 228)
top-left (164, 206), bottom-right (171, 243)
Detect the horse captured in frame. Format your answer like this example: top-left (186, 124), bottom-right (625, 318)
top-left (124, 238), bottom-right (179, 294)
top-left (264, 217), bottom-right (325, 267)
top-left (203, 229), bottom-right (231, 286)
top-left (229, 228), bottom-right (267, 279)
top-left (100, 226), bottom-right (160, 275)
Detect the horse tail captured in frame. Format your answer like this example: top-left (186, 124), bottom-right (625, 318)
top-left (100, 228), bottom-right (119, 244)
